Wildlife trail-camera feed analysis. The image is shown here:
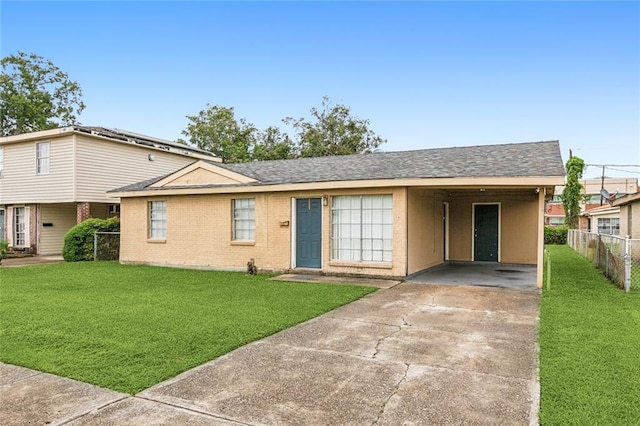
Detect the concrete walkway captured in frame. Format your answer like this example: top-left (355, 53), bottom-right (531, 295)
top-left (1, 283), bottom-right (540, 425)
top-left (0, 255), bottom-right (64, 267)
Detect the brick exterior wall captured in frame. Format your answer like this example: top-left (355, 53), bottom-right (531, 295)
top-left (76, 202), bottom-right (91, 223)
top-left (119, 188), bottom-right (408, 278)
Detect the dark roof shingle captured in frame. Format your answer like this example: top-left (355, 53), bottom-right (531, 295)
top-left (112, 140), bottom-right (565, 193)
top-left (217, 140), bottom-right (565, 184)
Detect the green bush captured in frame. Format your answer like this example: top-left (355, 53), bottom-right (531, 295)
top-left (62, 217), bottom-right (120, 262)
top-left (544, 225), bottom-right (568, 245)
top-left (0, 239), bottom-right (8, 263)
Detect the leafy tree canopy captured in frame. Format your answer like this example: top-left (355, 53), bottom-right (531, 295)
top-left (180, 104), bottom-right (256, 164)
top-left (285, 96), bottom-right (386, 158)
top-left (1, 51), bottom-right (85, 136)
top-left (561, 156), bottom-right (585, 229)
top-left (180, 97), bottom-right (386, 163)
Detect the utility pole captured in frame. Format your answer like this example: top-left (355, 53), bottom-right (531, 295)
top-left (600, 165), bottom-right (606, 206)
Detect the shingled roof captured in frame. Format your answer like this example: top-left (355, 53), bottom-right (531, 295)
top-left (112, 140), bottom-right (565, 193)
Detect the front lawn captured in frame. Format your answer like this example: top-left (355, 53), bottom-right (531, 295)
top-left (0, 262), bottom-right (375, 394)
top-left (539, 245), bottom-right (640, 424)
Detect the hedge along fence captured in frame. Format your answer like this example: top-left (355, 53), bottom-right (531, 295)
top-left (63, 217), bottom-right (120, 262)
top-left (544, 226), bottom-right (568, 245)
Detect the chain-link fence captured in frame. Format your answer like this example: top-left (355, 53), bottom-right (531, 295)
top-left (568, 229), bottom-right (640, 292)
top-left (94, 231), bottom-right (120, 261)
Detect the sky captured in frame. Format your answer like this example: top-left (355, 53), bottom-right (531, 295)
top-left (1, 1), bottom-right (639, 180)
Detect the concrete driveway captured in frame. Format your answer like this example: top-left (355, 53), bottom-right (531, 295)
top-left (1, 283), bottom-right (540, 425)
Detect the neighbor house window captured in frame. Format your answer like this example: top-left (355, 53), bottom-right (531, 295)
top-left (36, 142), bottom-right (50, 175)
top-left (148, 201), bottom-right (167, 239)
top-left (232, 198), bottom-right (255, 241)
top-left (14, 207), bottom-right (26, 246)
top-left (331, 195), bottom-right (393, 262)
top-left (0, 147), bottom-right (4, 177)
top-left (0, 208), bottom-right (5, 240)
top-left (549, 217), bottom-right (565, 226)
top-left (597, 217), bottom-right (619, 235)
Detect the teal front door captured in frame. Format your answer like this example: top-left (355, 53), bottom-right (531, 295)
top-left (296, 198), bottom-right (322, 268)
top-left (474, 204), bottom-right (498, 262)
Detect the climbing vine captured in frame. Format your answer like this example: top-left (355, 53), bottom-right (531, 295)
top-left (561, 156), bottom-right (585, 229)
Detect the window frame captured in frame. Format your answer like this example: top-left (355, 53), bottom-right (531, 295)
top-left (148, 201), bottom-right (167, 240)
top-left (548, 217), bottom-right (565, 226)
top-left (0, 208), bottom-right (5, 240)
top-left (597, 217), bottom-right (620, 235)
top-left (330, 194), bottom-right (393, 263)
top-left (232, 198), bottom-right (255, 241)
top-left (36, 142), bottom-right (50, 175)
top-left (14, 206), bottom-right (26, 247)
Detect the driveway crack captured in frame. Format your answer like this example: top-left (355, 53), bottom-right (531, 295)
top-left (371, 363), bottom-right (410, 425)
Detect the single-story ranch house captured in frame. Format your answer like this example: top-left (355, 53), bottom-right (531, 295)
top-left (110, 140), bottom-right (565, 288)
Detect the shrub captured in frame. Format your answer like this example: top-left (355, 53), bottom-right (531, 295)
top-left (63, 217), bottom-right (120, 262)
top-left (0, 239), bottom-right (8, 263)
top-left (544, 225), bottom-right (568, 245)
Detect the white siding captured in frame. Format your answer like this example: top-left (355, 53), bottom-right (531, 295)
top-left (0, 136), bottom-right (74, 204)
top-left (40, 203), bottom-right (77, 255)
top-left (75, 135), bottom-right (197, 203)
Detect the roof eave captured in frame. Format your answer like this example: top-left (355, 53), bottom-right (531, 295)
top-left (109, 175), bottom-right (566, 198)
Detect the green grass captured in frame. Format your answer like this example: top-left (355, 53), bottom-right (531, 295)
top-left (540, 245), bottom-right (640, 425)
top-left (0, 262), bottom-right (375, 394)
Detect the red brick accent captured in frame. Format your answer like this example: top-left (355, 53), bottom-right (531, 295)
top-left (76, 202), bottom-right (91, 223)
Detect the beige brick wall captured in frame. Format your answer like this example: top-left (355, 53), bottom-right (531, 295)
top-left (119, 187), bottom-right (541, 275)
top-left (120, 187), bottom-right (408, 277)
top-left (448, 193), bottom-right (538, 264)
top-left (407, 188), bottom-right (446, 274)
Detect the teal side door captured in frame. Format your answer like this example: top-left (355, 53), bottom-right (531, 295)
top-left (474, 204), bottom-right (498, 262)
top-left (296, 198), bottom-right (322, 268)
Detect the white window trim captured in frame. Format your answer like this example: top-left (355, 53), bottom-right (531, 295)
top-left (148, 201), bottom-right (167, 240)
top-left (36, 142), bottom-right (50, 175)
top-left (12, 206), bottom-right (30, 248)
top-left (330, 194), bottom-right (393, 263)
top-left (232, 198), bottom-right (255, 241)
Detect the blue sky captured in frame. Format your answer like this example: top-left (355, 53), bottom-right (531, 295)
top-left (2, 1), bottom-right (639, 179)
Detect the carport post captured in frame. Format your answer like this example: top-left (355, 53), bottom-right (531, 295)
top-left (536, 188), bottom-right (546, 288)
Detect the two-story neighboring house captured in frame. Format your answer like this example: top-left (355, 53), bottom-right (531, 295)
top-left (0, 126), bottom-right (217, 255)
top-left (545, 177), bottom-right (638, 231)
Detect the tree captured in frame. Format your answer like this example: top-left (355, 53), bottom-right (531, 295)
top-left (1, 52), bottom-right (85, 136)
top-left (180, 104), bottom-right (256, 163)
top-left (285, 97), bottom-right (386, 157)
top-left (252, 126), bottom-right (297, 161)
top-left (561, 155), bottom-right (585, 229)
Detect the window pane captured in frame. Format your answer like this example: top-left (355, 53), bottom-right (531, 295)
top-left (232, 198), bottom-right (255, 240)
top-left (149, 201), bottom-right (167, 238)
top-left (331, 195), bottom-right (393, 263)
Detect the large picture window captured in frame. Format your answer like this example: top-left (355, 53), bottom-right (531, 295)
top-left (148, 201), bottom-right (167, 239)
top-left (597, 217), bottom-right (619, 235)
top-left (36, 142), bottom-right (50, 175)
top-left (232, 198), bottom-right (255, 241)
top-left (331, 195), bottom-right (393, 262)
